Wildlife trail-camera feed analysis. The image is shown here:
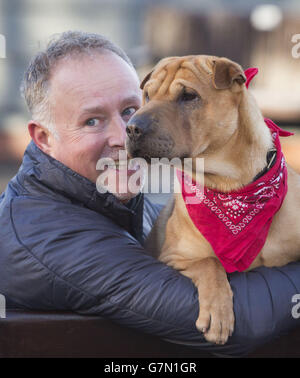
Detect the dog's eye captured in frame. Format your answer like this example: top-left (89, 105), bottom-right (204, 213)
top-left (180, 90), bottom-right (199, 102)
top-left (144, 91), bottom-right (150, 102)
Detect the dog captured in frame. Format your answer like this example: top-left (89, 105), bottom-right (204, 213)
top-left (125, 55), bottom-right (300, 345)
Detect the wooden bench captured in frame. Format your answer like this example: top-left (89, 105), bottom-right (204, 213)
top-left (0, 310), bottom-right (299, 358)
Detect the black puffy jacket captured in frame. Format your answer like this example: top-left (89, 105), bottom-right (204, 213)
top-left (0, 140), bottom-right (299, 356)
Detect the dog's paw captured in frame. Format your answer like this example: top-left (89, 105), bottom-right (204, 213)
top-left (196, 288), bottom-right (234, 345)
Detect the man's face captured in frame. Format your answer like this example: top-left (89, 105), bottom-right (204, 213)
top-left (47, 52), bottom-right (143, 201)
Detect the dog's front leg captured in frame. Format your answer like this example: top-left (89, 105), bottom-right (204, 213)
top-left (182, 256), bottom-right (234, 345)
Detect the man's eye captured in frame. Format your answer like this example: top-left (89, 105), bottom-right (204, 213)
top-left (85, 118), bottom-right (99, 127)
top-left (122, 107), bottom-right (136, 119)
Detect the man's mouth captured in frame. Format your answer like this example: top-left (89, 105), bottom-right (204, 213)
top-left (110, 160), bottom-right (126, 168)
top-left (108, 159), bottom-right (140, 171)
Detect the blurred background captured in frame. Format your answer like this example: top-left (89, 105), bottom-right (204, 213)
top-left (0, 0), bottom-right (300, 195)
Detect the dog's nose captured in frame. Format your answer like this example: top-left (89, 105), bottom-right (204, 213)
top-left (126, 124), bottom-right (142, 139)
top-left (126, 115), bottom-right (152, 140)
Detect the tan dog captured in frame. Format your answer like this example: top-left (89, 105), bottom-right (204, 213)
top-left (125, 55), bottom-right (300, 345)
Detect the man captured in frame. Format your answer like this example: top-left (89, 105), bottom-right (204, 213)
top-left (0, 31), bottom-right (299, 357)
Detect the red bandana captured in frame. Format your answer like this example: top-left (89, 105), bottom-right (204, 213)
top-left (177, 68), bottom-right (294, 273)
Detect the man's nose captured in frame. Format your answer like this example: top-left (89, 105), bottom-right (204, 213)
top-left (107, 117), bottom-right (127, 147)
top-left (126, 114), bottom-right (153, 141)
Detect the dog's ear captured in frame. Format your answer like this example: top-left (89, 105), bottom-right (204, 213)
top-left (212, 58), bottom-right (246, 90)
top-left (140, 70), bottom-right (153, 90)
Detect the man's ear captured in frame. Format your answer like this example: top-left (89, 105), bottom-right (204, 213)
top-left (28, 121), bottom-right (53, 155)
top-left (212, 58), bottom-right (246, 90)
top-left (140, 70), bottom-right (153, 90)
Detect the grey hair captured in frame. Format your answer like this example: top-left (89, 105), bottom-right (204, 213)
top-left (20, 31), bottom-right (134, 137)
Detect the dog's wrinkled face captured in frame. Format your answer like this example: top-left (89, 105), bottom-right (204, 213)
top-left (126, 55), bottom-right (246, 161)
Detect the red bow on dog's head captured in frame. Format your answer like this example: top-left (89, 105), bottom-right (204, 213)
top-left (244, 67), bottom-right (259, 88)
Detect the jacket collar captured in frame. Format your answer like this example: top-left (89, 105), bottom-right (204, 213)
top-left (18, 141), bottom-right (144, 241)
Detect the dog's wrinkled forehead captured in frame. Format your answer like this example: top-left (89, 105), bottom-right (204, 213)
top-left (142, 55), bottom-right (216, 98)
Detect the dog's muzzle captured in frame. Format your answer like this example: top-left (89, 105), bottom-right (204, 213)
top-left (126, 114), bottom-right (155, 160)
top-left (126, 114), bottom-right (154, 142)
top-left (126, 113), bottom-right (175, 161)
